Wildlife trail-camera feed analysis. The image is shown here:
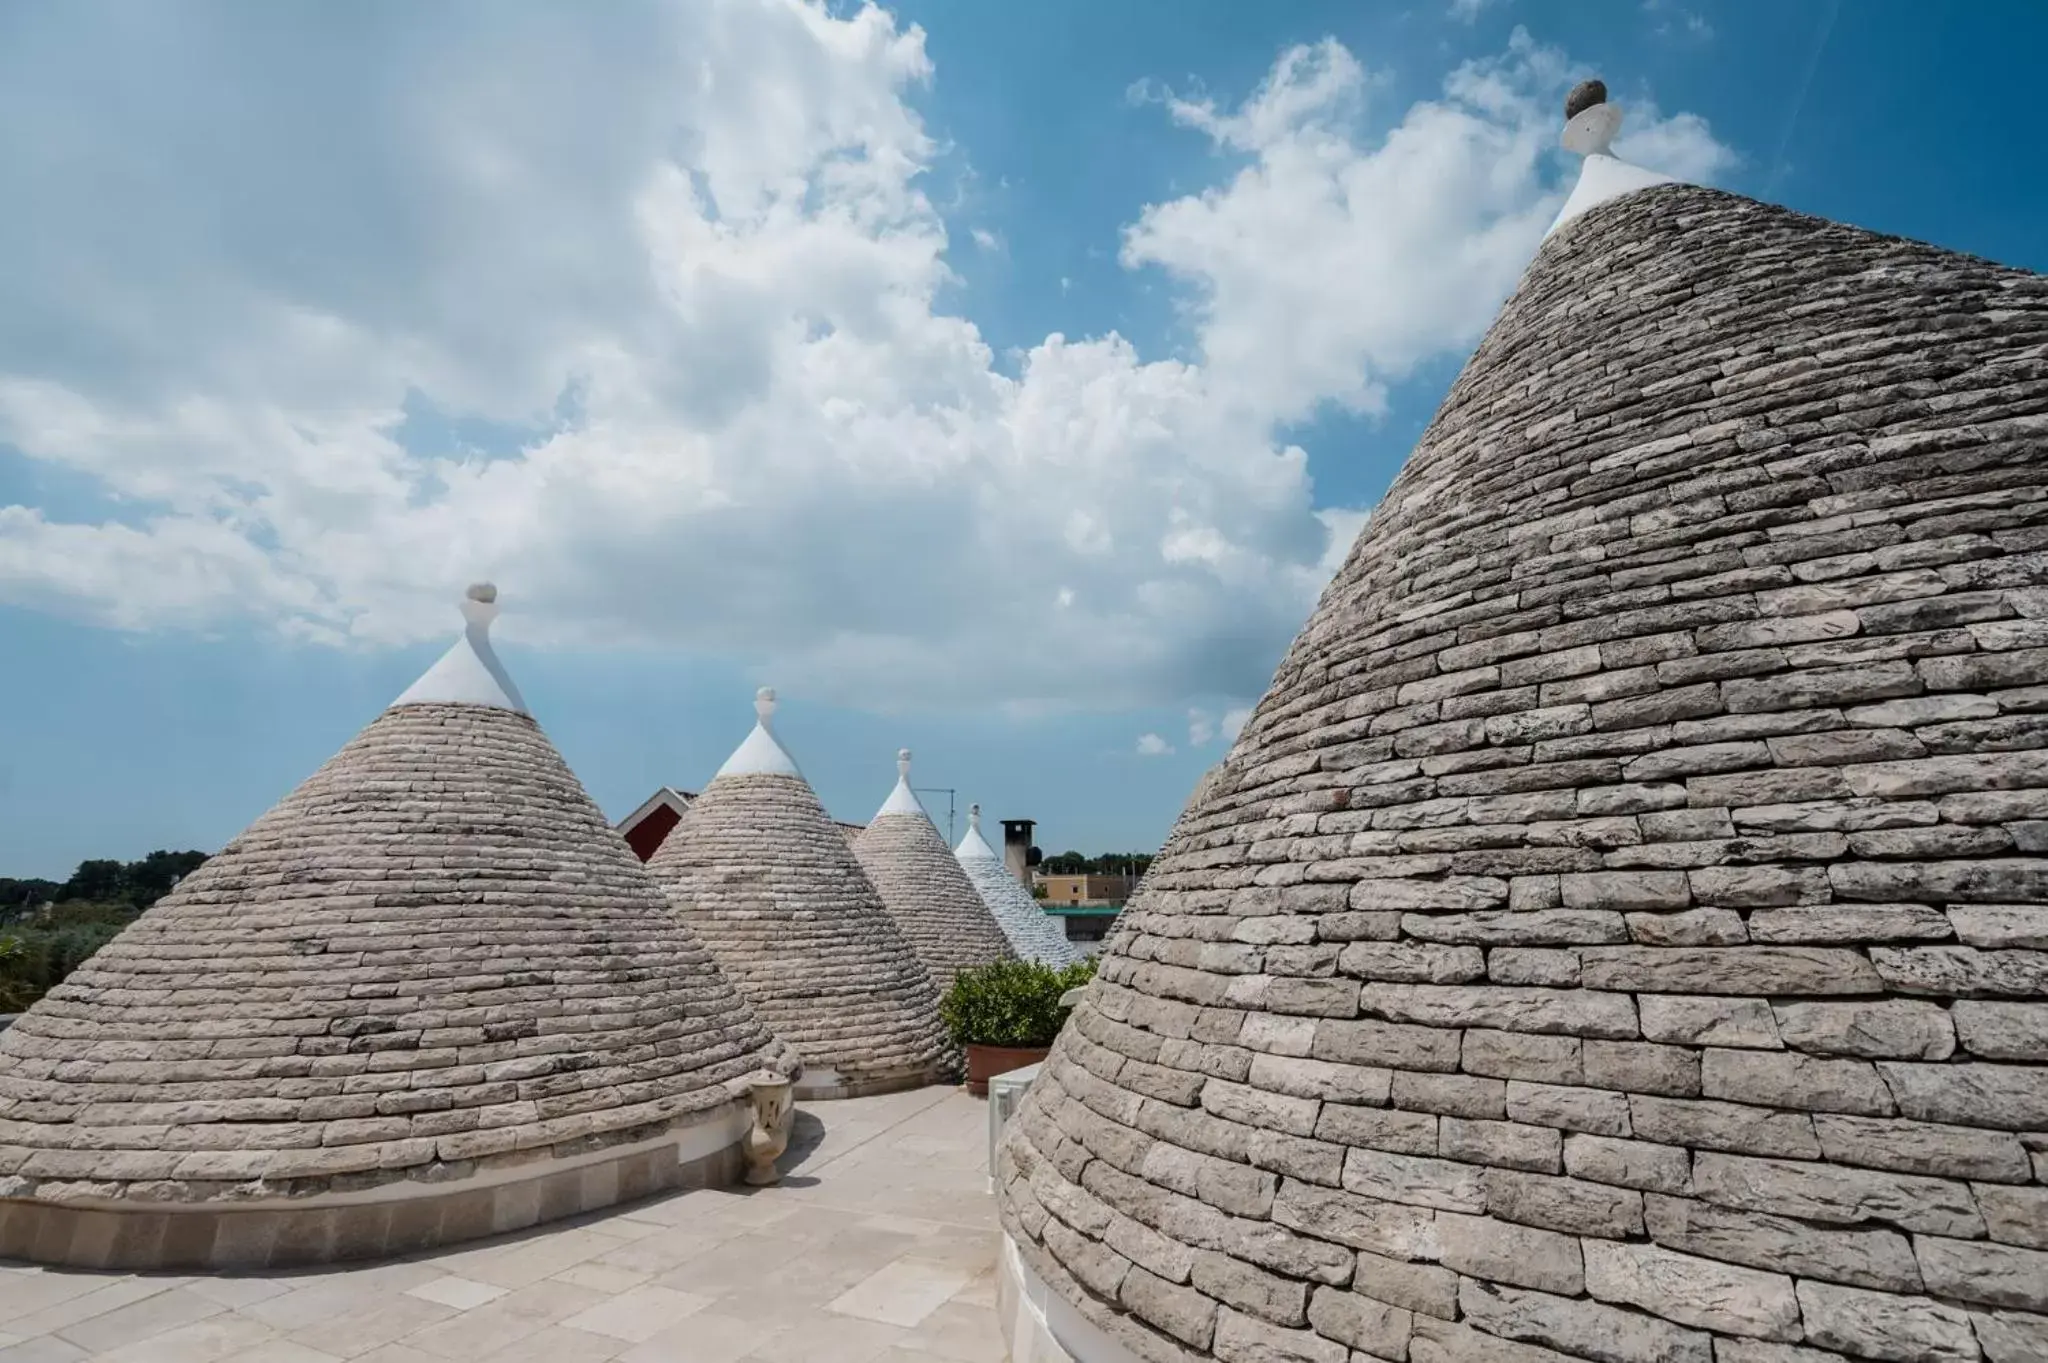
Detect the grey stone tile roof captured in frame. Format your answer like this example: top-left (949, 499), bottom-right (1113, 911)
top-left (855, 802), bottom-right (1017, 993)
top-left (956, 815), bottom-right (1084, 967)
top-left (995, 178), bottom-right (2048, 1363)
top-left (0, 700), bottom-right (793, 1205)
top-left (646, 770), bottom-right (951, 1088)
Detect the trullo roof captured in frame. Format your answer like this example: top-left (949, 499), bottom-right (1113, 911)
top-left (853, 750), bottom-right (1016, 990)
top-left (646, 690), bottom-right (950, 1097)
top-left (956, 805), bottom-right (1082, 967)
top-left (994, 82), bottom-right (2048, 1363)
top-left (0, 585), bottom-right (793, 1258)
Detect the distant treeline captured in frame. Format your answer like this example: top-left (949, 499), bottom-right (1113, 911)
top-left (1, 849), bottom-right (209, 921)
top-left (1037, 851), bottom-right (1153, 877)
top-left (0, 850), bottom-right (209, 1012)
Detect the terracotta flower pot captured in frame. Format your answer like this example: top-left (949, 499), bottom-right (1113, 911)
top-left (964, 1043), bottom-right (1051, 1096)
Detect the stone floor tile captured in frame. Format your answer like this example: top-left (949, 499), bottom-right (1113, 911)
top-left (875, 1348), bottom-right (981, 1363)
top-left (858, 1215), bottom-right (951, 1238)
top-left (401, 1280), bottom-right (606, 1360)
top-left (551, 1262), bottom-right (652, 1296)
top-left (0, 1091), bottom-right (1005, 1363)
top-left (54, 1286), bottom-right (222, 1354)
top-left (459, 1229), bottom-right (622, 1291)
top-left (216, 1340), bottom-right (346, 1363)
top-left (751, 1206), bottom-right (874, 1246)
top-left (947, 1270), bottom-right (997, 1310)
top-left (896, 1301), bottom-right (1007, 1363)
top-left (743, 1310), bottom-right (906, 1363)
top-left (827, 1259), bottom-right (973, 1329)
top-left (588, 1230), bottom-right (730, 1279)
top-left (0, 1279), bottom-right (169, 1338)
top-left (91, 1311), bottom-right (277, 1363)
top-left (186, 1278), bottom-right (297, 1311)
top-left (613, 1310), bottom-right (783, 1363)
top-left (472, 1325), bottom-right (627, 1363)
top-left (402, 1275), bottom-right (509, 1311)
top-left (0, 1339), bottom-right (86, 1363)
top-left (0, 1274), bottom-right (128, 1329)
top-left (283, 1291), bottom-right (454, 1357)
top-left (643, 1232), bottom-right (805, 1299)
top-left (558, 1284), bottom-right (713, 1343)
top-left (575, 1216), bottom-right (663, 1244)
top-left (345, 1347), bottom-right (440, 1363)
top-left (239, 1268), bottom-right (437, 1334)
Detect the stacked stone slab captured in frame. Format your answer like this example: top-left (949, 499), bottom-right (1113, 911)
top-left (0, 586), bottom-right (796, 1271)
top-left (1113, 764), bottom-right (1238, 966)
top-left (647, 690), bottom-right (951, 1100)
top-left (958, 805), bottom-right (1085, 967)
top-left (995, 86), bottom-right (2048, 1363)
top-left (855, 750), bottom-right (1016, 991)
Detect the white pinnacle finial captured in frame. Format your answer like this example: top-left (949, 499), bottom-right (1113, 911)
top-left (1546, 74), bottom-right (1682, 238)
top-left (460, 581), bottom-right (501, 630)
top-left (716, 686), bottom-right (800, 778)
top-left (969, 804), bottom-right (982, 832)
top-left (1561, 78), bottom-right (1622, 157)
top-left (876, 745), bottom-right (923, 818)
top-left (391, 580), bottom-right (525, 711)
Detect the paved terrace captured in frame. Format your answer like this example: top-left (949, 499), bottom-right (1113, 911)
top-left (0, 1088), bottom-right (1001, 1363)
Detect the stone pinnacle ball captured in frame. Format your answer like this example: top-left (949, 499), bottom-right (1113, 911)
top-left (1565, 78), bottom-right (1607, 121)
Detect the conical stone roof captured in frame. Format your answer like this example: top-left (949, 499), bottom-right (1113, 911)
top-left (646, 690), bottom-right (951, 1099)
top-left (0, 586), bottom-right (794, 1270)
top-left (995, 86), bottom-right (2048, 1363)
top-left (854, 750), bottom-right (1016, 990)
top-left (957, 805), bottom-right (1084, 967)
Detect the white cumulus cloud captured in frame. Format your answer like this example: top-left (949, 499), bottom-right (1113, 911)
top-left (0, 4), bottom-right (1731, 714)
top-left (1135, 732), bottom-right (1174, 757)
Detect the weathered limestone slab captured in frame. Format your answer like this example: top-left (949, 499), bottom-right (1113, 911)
top-left (1457, 1280), bottom-right (1714, 1363)
top-left (1795, 1280), bottom-right (1980, 1363)
top-left (1642, 1192), bottom-right (1924, 1292)
top-left (1581, 1239), bottom-right (1802, 1341)
top-left (1689, 1152), bottom-right (1985, 1238)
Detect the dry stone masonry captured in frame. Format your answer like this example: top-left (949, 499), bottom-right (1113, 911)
top-left (996, 89), bottom-right (2048, 1363)
top-left (857, 752), bottom-right (1017, 992)
top-left (648, 700), bottom-right (951, 1099)
top-left (0, 590), bottom-right (796, 1270)
top-left (959, 805), bottom-right (1086, 968)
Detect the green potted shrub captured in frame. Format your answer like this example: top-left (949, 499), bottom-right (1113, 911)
top-left (942, 957), bottom-right (1097, 1095)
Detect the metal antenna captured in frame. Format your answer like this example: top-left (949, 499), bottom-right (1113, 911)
top-left (913, 786), bottom-right (958, 844)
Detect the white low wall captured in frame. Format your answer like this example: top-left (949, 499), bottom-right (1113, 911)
top-left (996, 1230), bottom-right (1145, 1363)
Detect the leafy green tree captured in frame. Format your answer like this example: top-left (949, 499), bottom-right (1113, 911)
top-left (0, 849), bottom-right (210, 1008)
top-left (0, 936), bottom-right (32, 1012)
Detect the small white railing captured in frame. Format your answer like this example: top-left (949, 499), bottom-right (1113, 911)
top-left (986, 1062), bottom-right (1042, 1193)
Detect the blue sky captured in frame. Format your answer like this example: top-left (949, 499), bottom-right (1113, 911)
top-left (2, 0), bottom-right (2044, 879)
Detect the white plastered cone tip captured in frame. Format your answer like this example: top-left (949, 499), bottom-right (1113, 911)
top-left (876, 746), bottom-right (924, 819)
top-left (392, 581), bottom-right (527, 713)
top-left (1545, 79), bottom-right (1683, 239)
top-left (956, 803), bottom-right (999, 860)
top-left (718, 685), bottom-right (801, 778)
